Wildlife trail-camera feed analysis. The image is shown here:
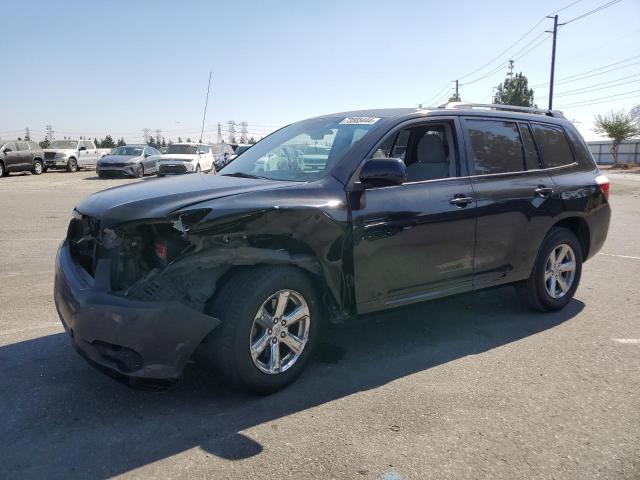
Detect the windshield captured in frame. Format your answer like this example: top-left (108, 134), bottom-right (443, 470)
top-left (167, 145), bottom-right (198, 155)
top-left (110, 146), bottom-right (143, 156)
top-left (220, 116), bottom-right (379, 181)
top-left (50, 140), bottom-right (77, 149)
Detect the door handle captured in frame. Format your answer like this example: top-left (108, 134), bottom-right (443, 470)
top-left (449, 194), bottom-right (474, 207)
top-left (534, 186), bottom-right (553, 198)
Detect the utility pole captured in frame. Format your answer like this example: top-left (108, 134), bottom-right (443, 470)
top-left (239, 121), bottom-right (248, 143)
top-left (25, 127), bottom-right (30, 141)
top-left (547, 14), bottom-right (559, 110)
top-left (227, 120), bottom-right (236, 144)
top-left (142, 128), bottom-right (150, 143)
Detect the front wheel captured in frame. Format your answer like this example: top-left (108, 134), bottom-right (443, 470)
top-left (32, 160), bottom-right (43, 175)
top-left (134, 164), bottom-right (144, 178)
top-left (204, 266), bottom-right (320, 394)
top-left (516, 227), bottom-right (583, 311)
top-left (0, 162), bottom-right (6, 177)
top-left (67, 158), bottom-right (78, 172)
top-left (195, 163), bottom-right (201, 173)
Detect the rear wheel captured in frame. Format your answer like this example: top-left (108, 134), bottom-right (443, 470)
top-left (67, 157), bottom-right (78, 172)
top-left (32, 160), bottom-right (43, 175)
top-left (516, 227), bottom-right (583, 311)
top-left (204, 266), bottom-right (320, 394)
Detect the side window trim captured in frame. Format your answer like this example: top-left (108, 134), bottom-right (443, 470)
top-left (516, 121), bottom-right (542, 170)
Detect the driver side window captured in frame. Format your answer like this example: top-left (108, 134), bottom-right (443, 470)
top-left (375, 123), bottom-right (457, 182)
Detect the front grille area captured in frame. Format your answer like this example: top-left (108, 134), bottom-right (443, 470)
top-left (104, 163), bottom-right (127, 167)
top-left (159, 164), bottom-right (187, 174)
top-left (44, 152), bottom-right (57, 159)
top-left (99, 169), bottom-right (128, 178)
top-left (67, 214), bottom-right (100, 276)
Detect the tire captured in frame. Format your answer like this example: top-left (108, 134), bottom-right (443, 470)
top-left (97, 171), bottom-right (106, 179)
top-left (0, 162), bottom-right (6, 177)
top-left (203, 266), bottom-right (321, 394)
top-left (67, 157), bottom-right (78, 173)
top-left (195, 164), bottom-right (201, 173)
top-left (157, 173), bottom-right (165, 177)
top-left (134, 164), bottom-right (144, 178)
top-left (32, 159), bottom-right (43, 175)
top-left (516, 227), bottom-right (583, 312)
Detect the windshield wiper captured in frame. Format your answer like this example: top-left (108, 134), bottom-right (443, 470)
top-left (220, 172), bottom-right (268, 179)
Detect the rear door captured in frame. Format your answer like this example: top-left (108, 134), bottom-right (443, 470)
top-left (461, 117), bottom-right (562, 289)
top-left (17, 142), bottom-right (32, 169)
top-left (351, 117), bottom-right (477, 313)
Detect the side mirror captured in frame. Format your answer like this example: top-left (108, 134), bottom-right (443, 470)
top-left (78, 146), bottom-right (87, 151)
top-left (359, 158), bottom-right (407, 187)
top-left (144, 153), bottom-right (150, 158)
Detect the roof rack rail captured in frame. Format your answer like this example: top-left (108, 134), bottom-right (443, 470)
top-left (438, 102), bottom-right (564, 118)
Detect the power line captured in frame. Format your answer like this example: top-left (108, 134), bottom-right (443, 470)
top-left (563, 0), bottom-right (624, 24)
top-left (537, 73), bottom-right (640, 98)
top-left (557, 88), bottom-right (640, 107)
top-left (420, 81), bottom-right (453, 106)
top-left (532, 54), bottom-right (640, 87)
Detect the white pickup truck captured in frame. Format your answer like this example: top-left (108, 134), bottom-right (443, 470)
top-left (43, 140), bottom-right (112, 172)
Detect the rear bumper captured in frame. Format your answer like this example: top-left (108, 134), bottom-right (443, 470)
top-left (54, 241), bottom-right (220, 379)
top-left (585, 203), bottom-right (611, 260)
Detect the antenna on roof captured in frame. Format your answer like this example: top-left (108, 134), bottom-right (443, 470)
top-left (200, 72), bottom-right (212, 143)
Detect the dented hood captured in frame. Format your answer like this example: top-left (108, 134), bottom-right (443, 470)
top-left (75, 173), bottom-right (294, 226)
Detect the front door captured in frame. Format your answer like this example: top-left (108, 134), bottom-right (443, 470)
top-left (461, 117), bottom-right (562, 288)
top-left (351, 118), bottom-right (477, 314)
top-left (2, 142), bottom-right (20, 171)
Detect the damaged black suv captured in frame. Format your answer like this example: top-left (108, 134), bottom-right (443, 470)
top-left (54, 104), bottom-right (611, 393)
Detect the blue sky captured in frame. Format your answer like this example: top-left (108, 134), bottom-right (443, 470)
top-left (1, 0), bottom-right (638, 142)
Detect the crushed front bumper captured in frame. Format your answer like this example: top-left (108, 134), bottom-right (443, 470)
top-left (54, 241), bottom-right (220, 380)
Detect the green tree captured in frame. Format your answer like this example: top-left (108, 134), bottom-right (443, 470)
top-left (161, 137), bottom-right (166, 147)
top-left (594, 110), bottom-right (640, 165)
top-left (117, 137), bottom-right (126, 147)
top-left (493, 72), bottom-right (534, 107)
top-left (248, 137), bottom-right (257, 144)
top-left (177, 136), bottom-right (183, 143)
top-left (148, 135), bottom-right (156, 147)
top-left (93, 137), bottom-right (101, 148)
top-left (39, 138), bottom-right (50, 148)
top-left (185, 137), bottom-right (192, 143)
top-left (101, 134), bottom-right (116, 148)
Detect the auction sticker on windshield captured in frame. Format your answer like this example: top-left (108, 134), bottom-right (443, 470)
top-left (339, 117), bottom-right (380, 125)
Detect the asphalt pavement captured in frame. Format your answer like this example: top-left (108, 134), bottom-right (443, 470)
top-left (1, 169), bottom-right (638, 479)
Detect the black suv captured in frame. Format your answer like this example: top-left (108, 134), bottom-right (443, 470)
top-left (54, 104), bottom-right (611, 393)
top-left (0, 140), bottom-right (45, 176)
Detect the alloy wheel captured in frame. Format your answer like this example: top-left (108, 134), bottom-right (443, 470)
top-left (249, 289), bottom-right (311, 375)
top-left (544, 243), bottom-right (576, 299)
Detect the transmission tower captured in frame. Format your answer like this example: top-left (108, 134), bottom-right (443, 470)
top-left (239, 122), bottom-right (248, 143)
top-left (46, 125), bottom-right (54, 141)
top-left (227, 120), bottom-right (236, 144)
top-left (142, 128), bottom-right (151, 143)
top-left (217, 123), bottom-right (223, 143)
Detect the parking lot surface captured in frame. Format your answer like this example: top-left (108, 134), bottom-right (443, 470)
top-left (1, 169), bottom-right (639, 479)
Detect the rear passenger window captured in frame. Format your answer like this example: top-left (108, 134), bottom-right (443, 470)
top-left (466, 119), bottom-right (524, 175)
top-left (531, 123), bottom-right (574, 168)
top-left (17, 142), bottom-right (29, 151)
top-left (518, 123), bottom-right (540, 170)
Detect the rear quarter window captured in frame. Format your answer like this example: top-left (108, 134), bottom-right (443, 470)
top-left (531, 123), bottom-right (575, 168)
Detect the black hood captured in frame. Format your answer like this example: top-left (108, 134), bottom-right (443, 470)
top-left (76, 174), bottom-right (294, 226)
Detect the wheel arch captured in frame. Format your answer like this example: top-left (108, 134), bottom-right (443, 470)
top-left (549, 216), bottom-right (590, 260)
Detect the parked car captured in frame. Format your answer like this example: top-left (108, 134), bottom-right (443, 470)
top-left (54, 103), bottom-right (610, 393)
top-left (43, 140), bottom-right (111, 172)
top-left (212, 143), bottom-right (236, 170)
top-left (222, 143), bottom-right (252, 167)
top-left (0, 140), bottom-right (45, 177)
top-left (97, 145), bottom-right (161, 178)
top-left (156, 143), bottom-right (215, 176)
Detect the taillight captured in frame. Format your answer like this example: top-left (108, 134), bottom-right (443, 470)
top-left (596, 174), bottom-right (610, 201)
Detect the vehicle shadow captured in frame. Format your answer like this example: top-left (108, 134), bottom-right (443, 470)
top-left (1, 287), bottom-right (584, 479)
